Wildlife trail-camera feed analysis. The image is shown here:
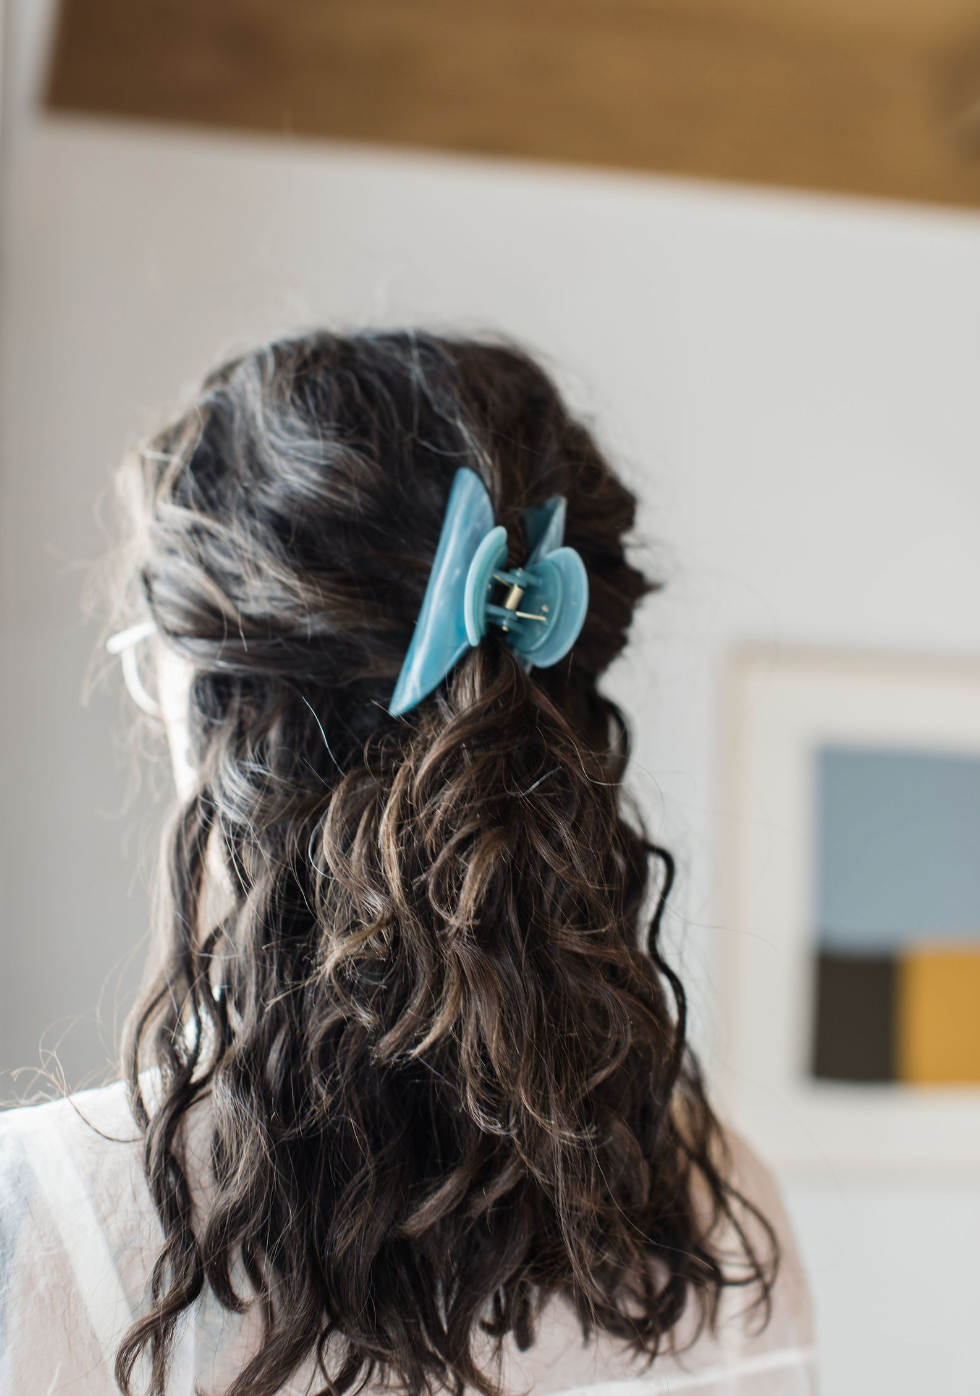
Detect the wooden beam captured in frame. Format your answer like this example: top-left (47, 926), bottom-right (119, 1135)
top-left (940, 29), bottom-right (980, 151)
top-left (46, 0), bottom-right (980, 210)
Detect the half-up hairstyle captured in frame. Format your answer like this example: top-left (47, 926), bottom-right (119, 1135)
top-left (111, 331), bottom-right (775, 1396)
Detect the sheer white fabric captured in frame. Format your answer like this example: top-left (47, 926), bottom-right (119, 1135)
top-left (0, 1083), bottom-right (816, 1395)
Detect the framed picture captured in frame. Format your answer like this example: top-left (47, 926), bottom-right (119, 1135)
top-left (720, 648), bottom-right (980, 1175)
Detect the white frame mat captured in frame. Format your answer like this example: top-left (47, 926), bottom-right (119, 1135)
top-left (720, 647), bottom-right (980, 1176)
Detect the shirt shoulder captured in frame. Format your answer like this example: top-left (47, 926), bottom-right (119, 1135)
top-left (501, 1126), bottom-right (817, 1396)
top-left (723, 1126), bottom-right (815, 1353)
top-left (0, 1083), bottom-right (157, 1396)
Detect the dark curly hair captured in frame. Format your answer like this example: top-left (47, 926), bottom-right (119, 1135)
top-left (111, 330), bottom-right (775, 1396)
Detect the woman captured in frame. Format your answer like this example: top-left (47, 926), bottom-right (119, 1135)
top-left (0, 331), bottom-right (814, 1395)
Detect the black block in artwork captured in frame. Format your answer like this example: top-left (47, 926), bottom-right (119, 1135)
top-left (811, 949), bottom-right (896, 1082)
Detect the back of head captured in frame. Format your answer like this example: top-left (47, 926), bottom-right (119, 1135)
top-left (112, 331), bottom-right (773, 1396)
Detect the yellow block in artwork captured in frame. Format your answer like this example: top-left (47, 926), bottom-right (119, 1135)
top-left (898, 946), bottom-right (980, 1085)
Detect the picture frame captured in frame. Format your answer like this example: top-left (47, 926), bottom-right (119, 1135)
top-left (719, 647), bottom-right (980, 1175)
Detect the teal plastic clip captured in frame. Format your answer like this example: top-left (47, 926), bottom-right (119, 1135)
top-left (389, 468), bottom-right (588, 716)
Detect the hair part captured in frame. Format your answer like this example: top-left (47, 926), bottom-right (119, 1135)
top-left (111, 331), bottom-right (776, 1396)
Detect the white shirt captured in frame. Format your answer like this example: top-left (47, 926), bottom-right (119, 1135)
top-left (0, 1082), bottom-right (817, 1395)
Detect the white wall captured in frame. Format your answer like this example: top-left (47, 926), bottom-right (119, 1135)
top-left (3, 51), bottom-right (980, 1396)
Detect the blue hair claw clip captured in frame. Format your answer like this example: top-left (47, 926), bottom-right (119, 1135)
top-left (389, 468), bottom-right (589, 716)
